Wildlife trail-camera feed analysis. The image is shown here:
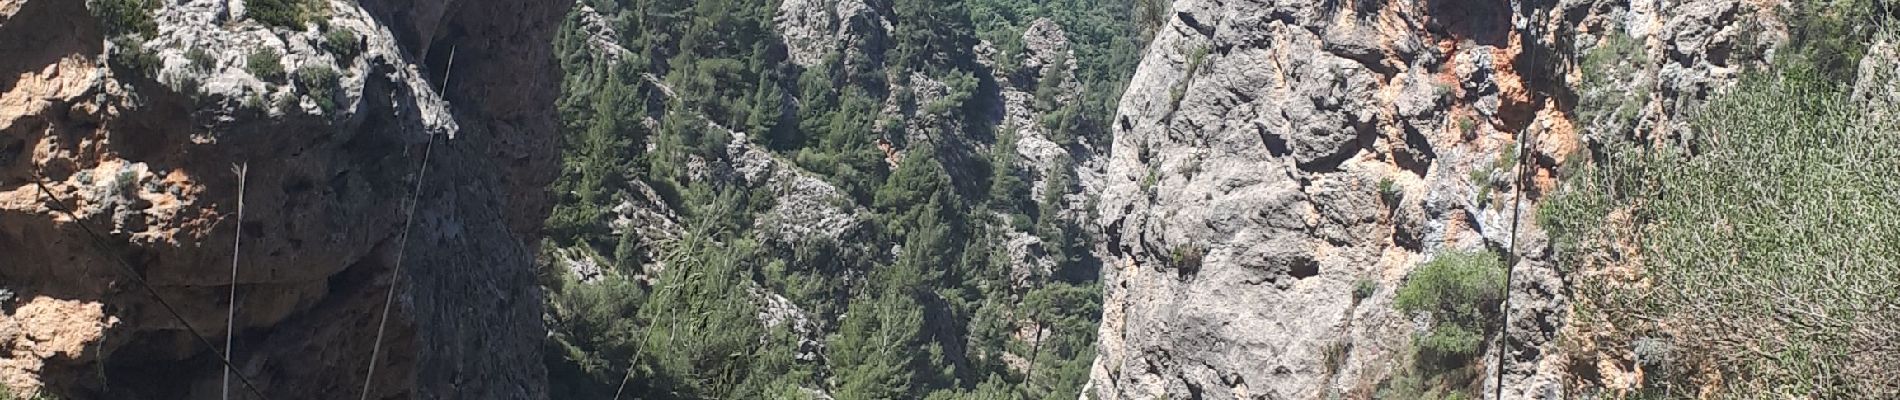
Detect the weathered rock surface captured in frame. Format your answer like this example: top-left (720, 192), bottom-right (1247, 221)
top-left (775, 0), bottom-right (889, 69)
top-left (1087, 0), bottom-right (1784, 398)
top-left (0, 0), bottom-right (568, 398)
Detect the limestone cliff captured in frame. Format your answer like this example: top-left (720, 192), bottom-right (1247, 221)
top-left (1087, 0), bottom-right (1785, 398)
top-left (0, 0), bottom-right (568, 398)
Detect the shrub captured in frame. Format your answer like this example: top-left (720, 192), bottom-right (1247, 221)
top-left (1373, 250), bottom-right (1507, 400)
top-left (1783, 0), bottom-right (1883, 83)
top-left (1140, 164), bottom-right (1160, 192)
top-left (1376, 177), bottom-right (1398, 202)
top-left (1469, 166), bottom-right (1493, 205)
top-left (1495, 140), bottom-right (1517, 172)
top-left (108, 38), bottom-right (162, 78)
top-left (1322, 340), bottom-right (1351, 374)
top-left (185, 47), bottom-right (216, 72)
top-left (1352, 278), bottom-right (1378, 301)
top-left (1395, 250), bottom-right (1506, 367)
top-left (323, 28), bottom-right (362, 61)
top-left (90, 0), bottom-right (156, 37)
top-left (168, 73), bottom-right (203, 99)
top-left (1576, 33), bottom-right (1646, 138)
top-left (247, 0), bottom-right (315, 29)
top-left (295, 65), bottom-right (340, 113)
top-left (243, 92), bottom-right (267, 110)
top-left (246, 48), bottom-right (285, 82)
top-left (273, 92), bottom-right (297, 112)
top-left (1166, 46), bottom-right (1211, 114)
top-left (1168, 244), bottom-right (1203, 271)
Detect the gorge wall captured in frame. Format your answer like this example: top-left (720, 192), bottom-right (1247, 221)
top-left (1087, 0), bottom-right (1787, 398)
top-left (0, 0), bottom-right (567, 398)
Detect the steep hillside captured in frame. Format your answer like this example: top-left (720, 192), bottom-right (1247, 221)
top-left (0, 0), bottom-right (567, 398)
top-left (536, 0), bottom-right (1140, 398)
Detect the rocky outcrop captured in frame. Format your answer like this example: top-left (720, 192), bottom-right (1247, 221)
top-left (775, 0), bottom-right (889, 69)
top-left (0, 0), bottom-right (568, 398)
top-left (1087, 0), bottom-right (1784, 398)
top-left (1853, 35), bottom-right (1900, 118)
top-left (571, 5), bottom-right (631, 64)
top-left (724, 130), bottom-right (868, 246)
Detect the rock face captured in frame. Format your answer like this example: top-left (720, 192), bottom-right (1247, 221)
top-left (0, 0), bottom-right (568, 398)
top-left (1087, 0), bottom-right (1783, 398)
top-left (775, 0), bottom-right (889, 69)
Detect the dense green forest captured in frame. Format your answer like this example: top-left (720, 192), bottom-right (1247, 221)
top-left (536, 0), bottom-right (1145, 398)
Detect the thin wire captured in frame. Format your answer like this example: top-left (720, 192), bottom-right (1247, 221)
top-left (360, 45), bottom-right (455, 400)
top-left (1495, 4), bottom-right (1541, 399)
top-left (30, 179), bottom-right (274, 400)
top-left (357, 132), bottom-right (441, 400)
top-left (224, 163), bottom-right (248, 400)
top-left (612, 257), bottom-right (685, 400)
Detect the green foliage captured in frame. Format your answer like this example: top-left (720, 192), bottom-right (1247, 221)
top-left (1376, 177), bottom-right (1397, 201)
top-left (1377, 250), bottom-right (1503, 400)
top-left (987, 129), bottom-right (1030, 213)
top-left (108, 38), bottom-right (162, 78)
top-left (1375, 365), bottom-right (1482, 400)
top-left (247, 0), bottom-right (320, 29)
top-left (246, 48), bottom-right (285, 82)
top-left (1468, 165), bottom-right (1493, 205)
top-left (1016, 282), bottom-right (1101, 398)
top-left (90, 0), bottom-right (157, 38)
top-left (1495, 140), bottom-right (1517, 172)
top-left (1140, 164), bottom-right (1159, 192)
top-left (1166, 46), bottom-right (1210, 114)
top-left (0, 385), bottom-right (62, 400)
top-left (1322, 340), bottom-right (1350, 375)
top-left (167, 73), bottom-right (205, 100)
top-left (1353, 278), bottom-right (1378, 301)
top-left (1783, 0), bottom-right (1887, 84)
top-left (968, 0), bottom-right (1147, 148)
top-left (1395, 250), bottom-right (1505, 368)
top-left (891, 0), bottom-right (977, 70)
top-left (294, 65), bottom-right (340, 113)
top-left (272, 92), bottom-right (297, 111)
top-left (1134, 0), bottom-right (1169, 40)
top-left (542, 0), bottom-right (1129, 398)
top-left (1168, 244), bottom-right (1203, 271)
top-left (323, 28), bottom-right (362, 62)
top-left (1577, 32), bottom-right (1648, 139)
top-left (243, 92), bottom-right (267, 110)
top-left (1545, 66), bottom-right (1900, 397)
top-left (185, 47), bottom-right (216, 72)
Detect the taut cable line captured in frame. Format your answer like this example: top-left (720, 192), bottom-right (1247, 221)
top-left (30, 176), bottom-right (274, 400)
top-left (359, 45), bottom-right (454, 400)
top-left (225, 163), bottom-right (249, 400)
top-left (1494, 3), bottom-right (1542, 399)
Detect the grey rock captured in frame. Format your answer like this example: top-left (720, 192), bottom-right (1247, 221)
top-left (775, 0), bottom-right (888, 68)
top-left (1021, 17), bottom-right (1080, 93)
top-left (752, 286), bottom-right (827, 362)
top-left (1854, 35), bottom-right (1900, 119)
top-left (1086, 0), bottom-right (1782, 398)
top-left (574, 5), bottom-right (632, 63)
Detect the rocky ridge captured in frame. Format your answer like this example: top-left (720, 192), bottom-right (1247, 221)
top-left (0, 0), bottom-right (567, 398)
